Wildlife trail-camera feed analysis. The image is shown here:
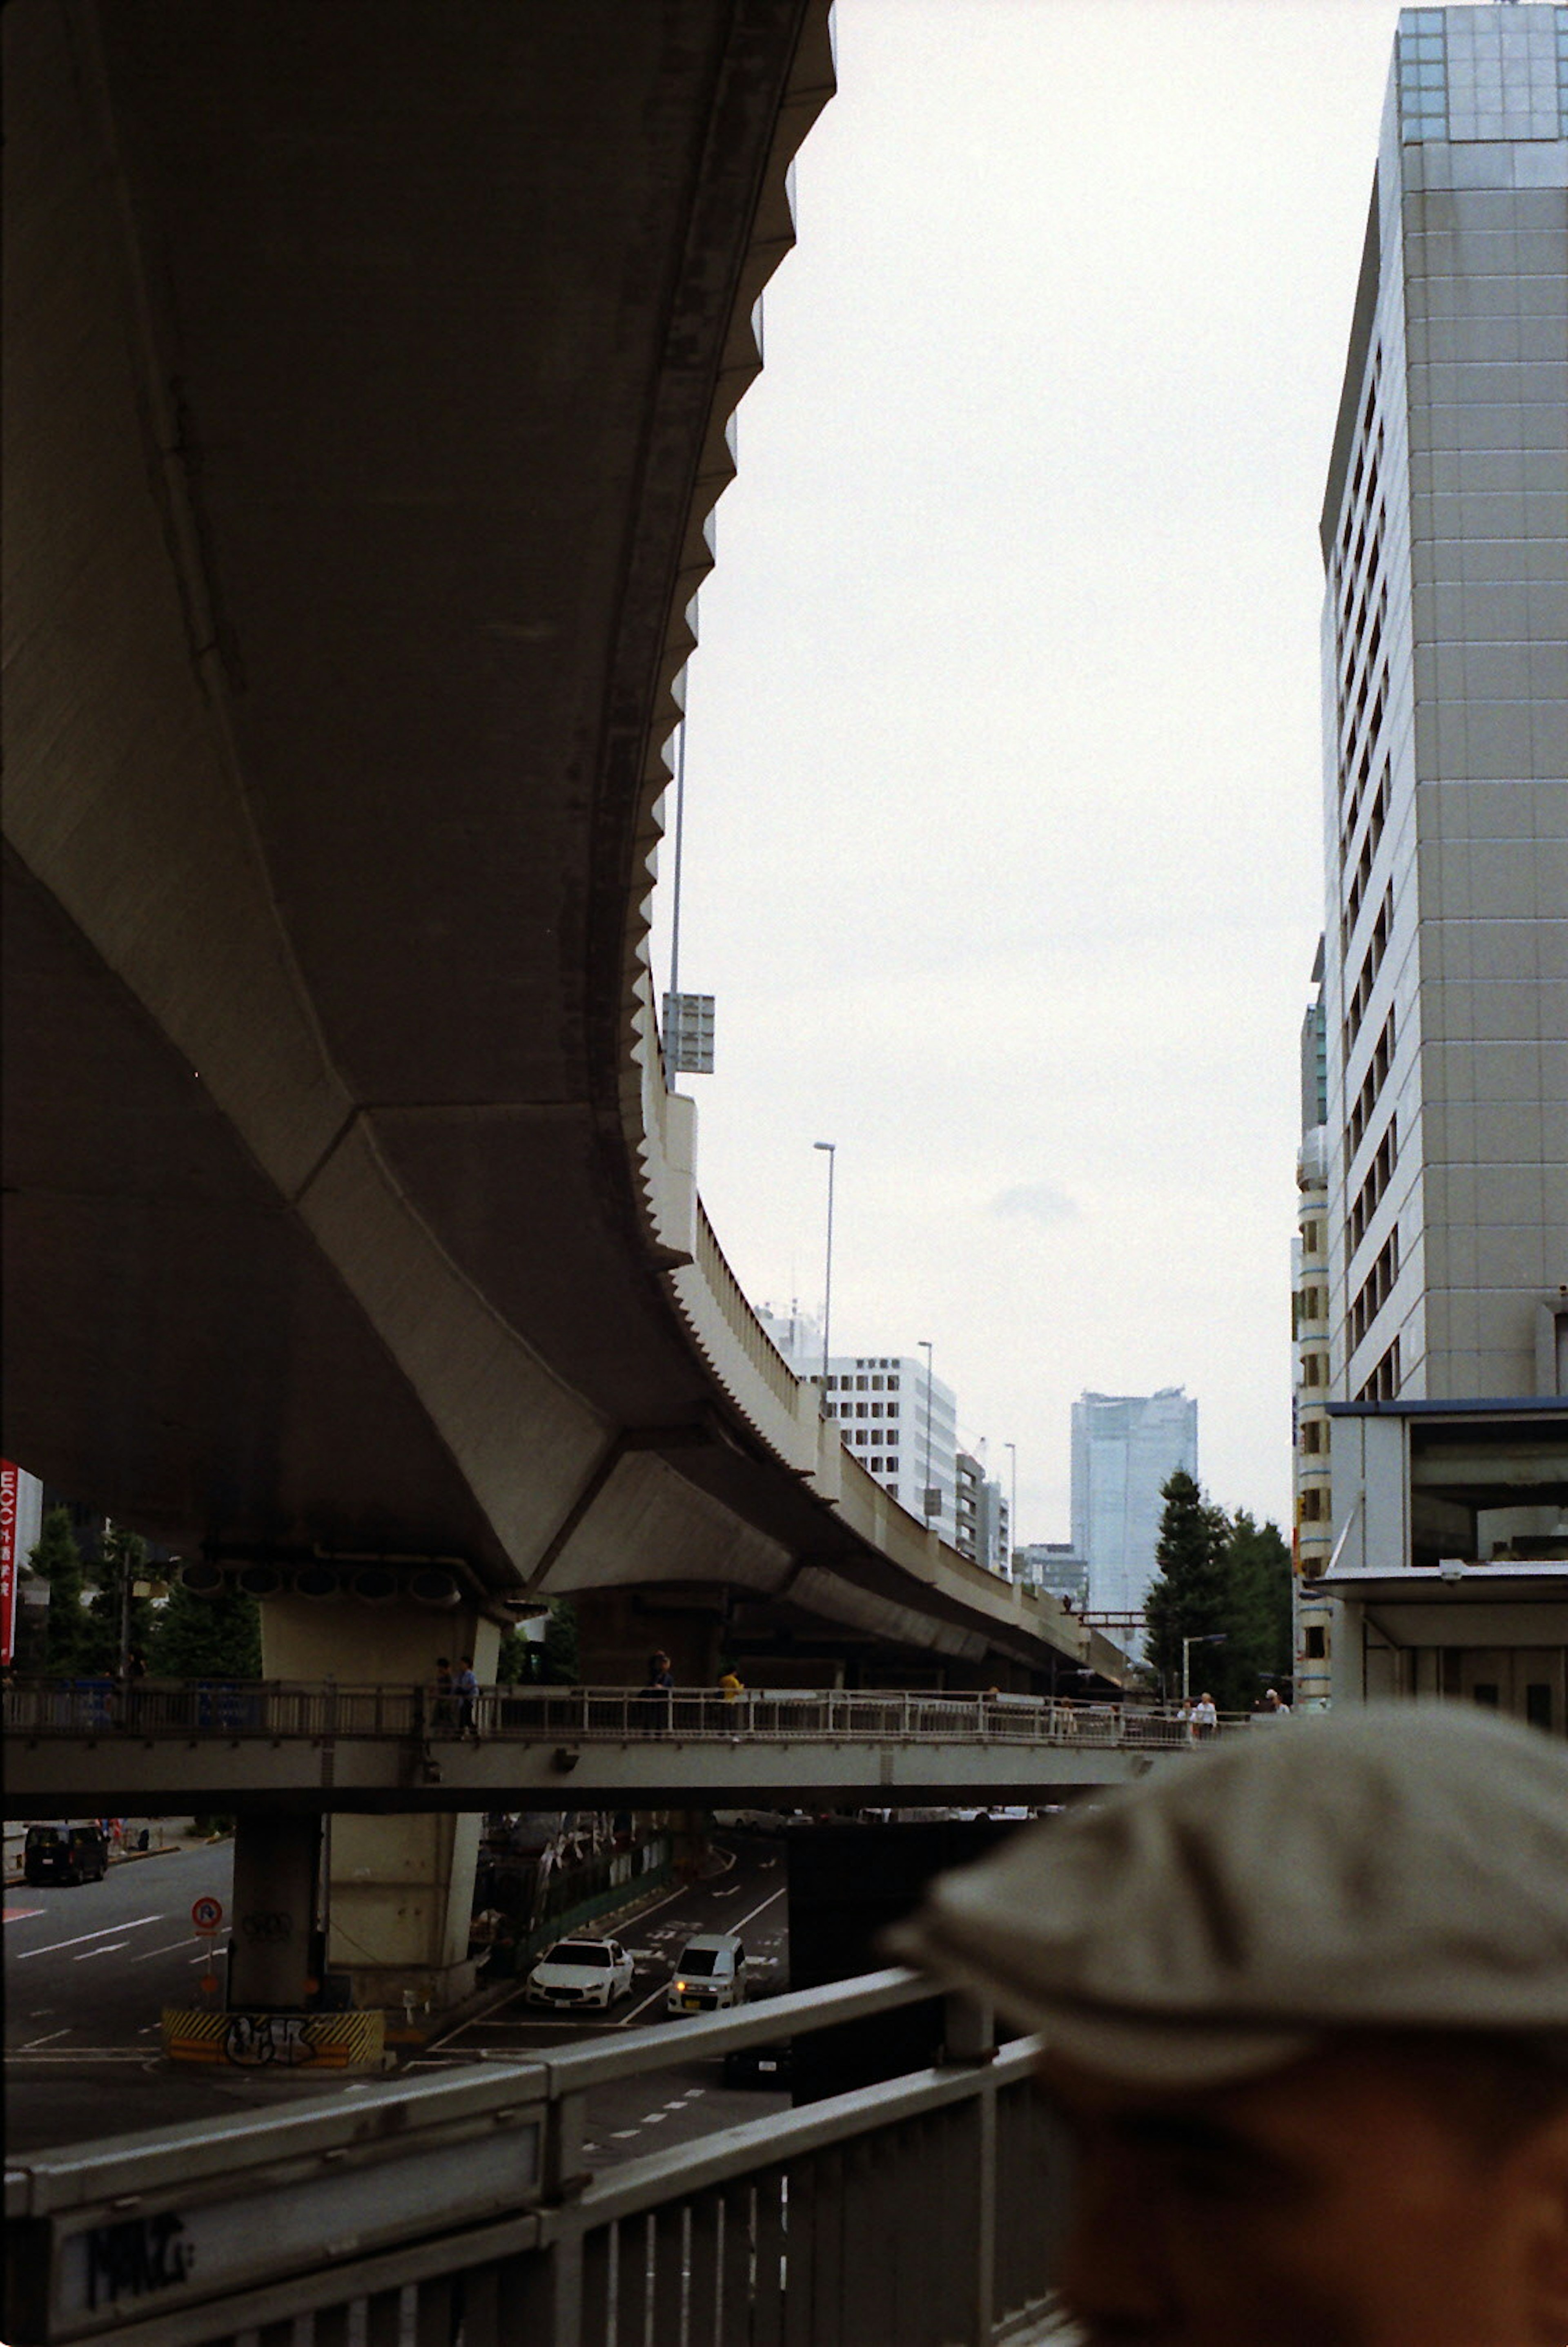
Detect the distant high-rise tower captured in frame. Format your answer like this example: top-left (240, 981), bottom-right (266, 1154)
top-left (1071, 1389), bottom-right (1198, 1622)
top-left (1313, 5), bottom-right (1567, 1727)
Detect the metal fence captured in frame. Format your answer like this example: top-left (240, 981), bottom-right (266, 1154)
top-left (3, 1680), bottom-right (1241, 1749)
top-left (5, 1969), bottom-right (1078, 2347)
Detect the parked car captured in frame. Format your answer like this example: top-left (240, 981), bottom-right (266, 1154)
top-left (524, 1937), bottom-right (635, 2009)
top-left (23, 1823), bottom-right (109, 1885)
top-left (666, 1932), bottom-right (747, 2015)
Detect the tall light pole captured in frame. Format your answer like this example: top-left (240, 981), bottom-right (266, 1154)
top-left (1004, 1441), bottom-right (1018, 1576)
top-left (919, 1339), bottom-right (935, 1524)
top-left (813, 1142), bottom-right (836, 1391)
top-left (1181, 1631), bottom-right (1227, 1702)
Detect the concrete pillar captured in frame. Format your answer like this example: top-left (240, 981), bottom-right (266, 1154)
top-left (228, 1813), bottom-right (321, 2008)
top-left (572, 1588), bottom-right (725, 1689)
top-left (259, 1594), bottom-right (500, 2010)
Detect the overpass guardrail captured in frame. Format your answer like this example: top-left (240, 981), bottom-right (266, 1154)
top-left (4, 1968), bottom-right (1076, 2347)
top-left (3, 1680), bottom-right (1246, 1750)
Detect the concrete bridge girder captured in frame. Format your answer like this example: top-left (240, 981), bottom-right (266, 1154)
top-left (5, 1), bottom-right (1110, 1729)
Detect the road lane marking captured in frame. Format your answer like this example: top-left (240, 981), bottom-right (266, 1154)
top-left (131, 1939), bottom-right (203, 1962)
top-left (4, 1907), bottom-right (47, 1924)
top-left (74, 1943), bottom-right (130, 1961)
top-left (20, 2028), bottom-right (71, 2047)
top-left (14, 1917), bottom-right (163, 1959)
top-left (733, 1886), bottom-right (787, 1932)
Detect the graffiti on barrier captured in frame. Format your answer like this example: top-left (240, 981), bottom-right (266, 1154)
top-left (221, 2011), bottom-right (318, 2066)
top-left (163, 2005), bottom-right (385, 2069)
top-left (85, 2213), bottom-right (191, 2310)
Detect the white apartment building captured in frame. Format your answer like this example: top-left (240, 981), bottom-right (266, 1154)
top-left (1311, 6), bottom-right (1567, 1731)
top-left (756, 1305), bottom-right (968, 1542)
top-left (820, 1355), bottom-right (959, 1539)
top-left (1071, 1389), bottom-right (1199, 1623)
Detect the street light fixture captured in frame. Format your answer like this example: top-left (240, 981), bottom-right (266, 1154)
top-left (919, 1340), bottom-right (937, 1524)
top-left (813, 1142), bottom-right (836, 1391)
top-left (1003, 1441), bottom-right (1018, 1577)
top-left (1181, 1631), bottom-right (1227, 1703)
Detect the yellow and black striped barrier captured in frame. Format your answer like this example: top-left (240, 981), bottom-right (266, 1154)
top-left (162, 2007), bottom-right (385, 2070)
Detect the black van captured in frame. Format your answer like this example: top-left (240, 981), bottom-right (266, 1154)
top-left (23, 1823), bottom-right (110, 1885)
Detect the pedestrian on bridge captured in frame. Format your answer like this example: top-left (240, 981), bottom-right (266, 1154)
top-left (454, 1656), bottom-right (480, 1742)
top-left (894, 1704), bottom-right (1568, 2347)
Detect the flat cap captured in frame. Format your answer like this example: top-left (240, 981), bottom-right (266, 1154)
top-left (887, 1703), bottom-right (1568, 2087)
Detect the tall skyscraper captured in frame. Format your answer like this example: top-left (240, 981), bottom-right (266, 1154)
top-left (1071, 1389), bottom-right (1199, 1621)
top-left (1312, 6), bottom-right (1567, 1727)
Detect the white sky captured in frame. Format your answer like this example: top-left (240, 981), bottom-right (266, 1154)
top-left (650, 0), bottom-right (1408, 1546)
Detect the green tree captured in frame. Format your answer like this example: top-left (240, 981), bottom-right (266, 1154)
top-left (1221, 1510), bottom-right (1294, 1705)
top-left (1143, 1471), bottom-right (1232, 1704)
top-left (148, 1581), bottom-right (262, 1679)
top-left (495, 1600), bottom-right (580, 1687)
top-left (31, 1506), bottom-right (89, 1678)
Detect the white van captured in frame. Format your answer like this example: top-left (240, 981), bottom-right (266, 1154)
top-left (666, 1932), bottom-right (747, 2014)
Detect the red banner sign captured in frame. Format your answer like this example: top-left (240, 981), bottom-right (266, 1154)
top-left (0, 1461), bottom-right (18, 1667)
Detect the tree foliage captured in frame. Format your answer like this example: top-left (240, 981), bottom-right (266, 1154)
top-left (30, 1507), bottom-right (89, 1678)
top-left (496, 1600), bottom-right (580, 1687)
top-left (1145, 1474), bottom-right (1293, 1712)
top-left (148, 1581), bottom-right (263, 1679)
top-left (80, 1523), bottom-right (155, 1676)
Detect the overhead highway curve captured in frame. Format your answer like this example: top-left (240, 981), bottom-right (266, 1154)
top-left (2, 0), bottom-right (1104, 1691)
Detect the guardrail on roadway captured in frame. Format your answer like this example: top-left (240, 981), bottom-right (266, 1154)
top-left (4, 1969), bottom-right (1074, 2347)
top-left (3, 1680), bottom-right (1245, 1749)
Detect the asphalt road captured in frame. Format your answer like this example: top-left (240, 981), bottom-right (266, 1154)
top-left (4, 1832), bottom-right (792, 2163)
top-left (422, 1832), bottom-right (793, 2164)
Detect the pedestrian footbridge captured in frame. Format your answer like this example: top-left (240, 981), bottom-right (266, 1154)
top-left (2, 1681), bottom-right (1222, 1816)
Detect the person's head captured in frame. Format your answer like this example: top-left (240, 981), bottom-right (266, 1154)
top-left (1039, 2028), bottom-right (1568, 2346)
top-left (891, 1705), bottom-right (1568, 2347)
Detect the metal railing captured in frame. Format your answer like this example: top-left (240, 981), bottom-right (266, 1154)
top-left (5, 1970), bottom-right (1076, 2347)
top-left (3, 1680), bottom-right (1247, 1750)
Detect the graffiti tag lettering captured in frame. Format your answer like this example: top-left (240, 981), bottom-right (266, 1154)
top-left (221, 2011), bottom-right (318, 2067)
top-left (86, 2213), bottom-right (191, 2309)
top-left (238, 1909), bottom-right (294, 1943)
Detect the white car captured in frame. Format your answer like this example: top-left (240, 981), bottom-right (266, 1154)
top-left (525, 1936), bottom-right (635, 2010)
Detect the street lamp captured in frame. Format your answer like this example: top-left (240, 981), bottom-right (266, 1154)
top-left (919, 1340), bottom-right (936, 1524)
top-left (1003, 1441), bottom-right (1018, 1576)
top-left (1181, 1631), bottom-right (1227, 1703)
top-left (813, 1142), bottom-right (836, 1390)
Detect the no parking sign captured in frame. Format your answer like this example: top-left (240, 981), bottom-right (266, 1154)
top-left (192, 1896), bottom-right (224, 1936)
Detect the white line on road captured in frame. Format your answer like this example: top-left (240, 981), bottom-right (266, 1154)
top-left (131, 1939), bottom-right (203, 1963)
top-left (20, 2028), bottom-right (71, 2047)
top-left (732, 1885), bottom-right (787, 1933)
top-left (74, 1943), bottom-right (130, 1961)
top-left (14, 1917), bottom-right (164, 1960)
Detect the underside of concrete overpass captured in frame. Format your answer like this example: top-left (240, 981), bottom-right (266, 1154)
top-left (4, 0), bottom-right (1109, 1696)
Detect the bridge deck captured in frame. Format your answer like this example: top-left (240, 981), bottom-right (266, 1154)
top-left (3, 1682), bottom-right (1239, 1814)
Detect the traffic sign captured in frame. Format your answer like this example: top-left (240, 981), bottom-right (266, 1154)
top-left (192, 1896), bottom-right (224, 1934)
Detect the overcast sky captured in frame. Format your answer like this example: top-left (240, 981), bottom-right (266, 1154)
top-left (650, 0), bottom-right (1408, 1546)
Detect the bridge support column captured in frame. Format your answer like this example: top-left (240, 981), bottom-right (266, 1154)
top-left (258, 1596), bottom-right (500, 2012)
top-left (227, 1814), bottom-right (322, 2008)
top-left (571, 1589), bottom-right (725, 1689)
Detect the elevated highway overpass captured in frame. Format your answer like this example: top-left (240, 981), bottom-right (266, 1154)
top-left (3, 0), bottom-right (1111, 1700)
